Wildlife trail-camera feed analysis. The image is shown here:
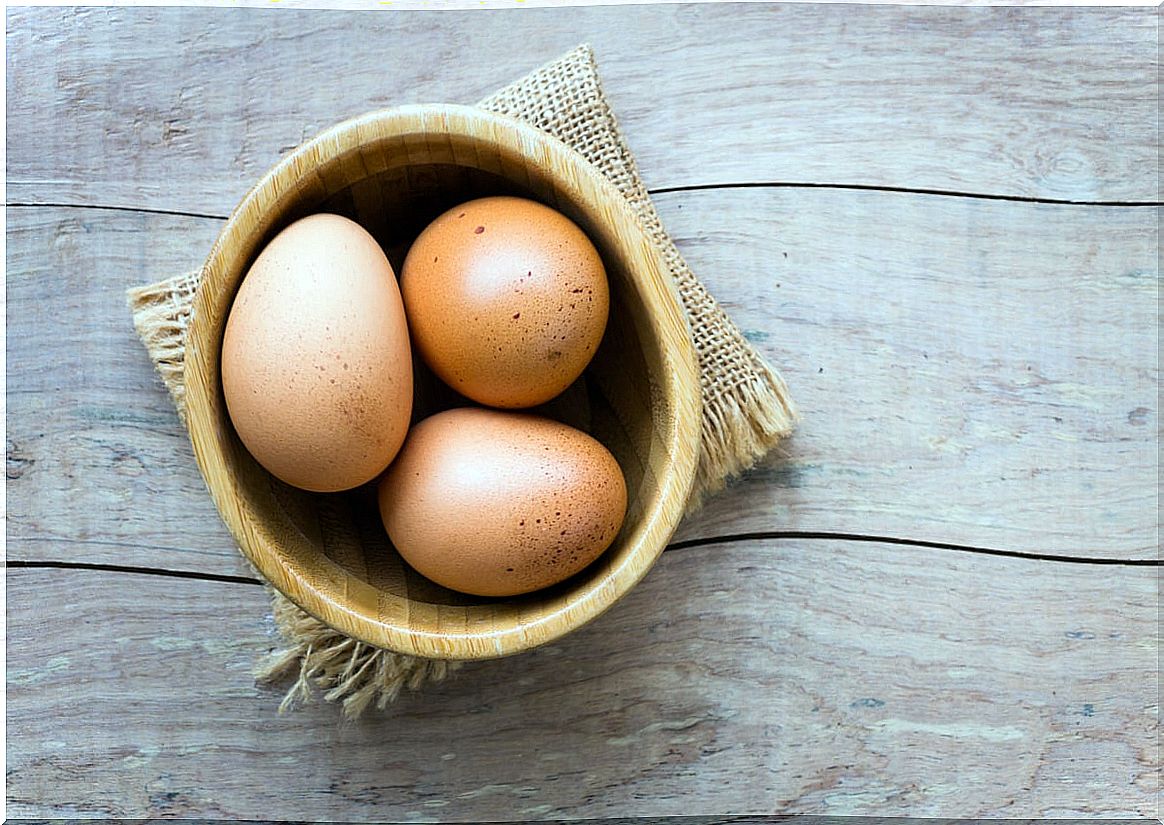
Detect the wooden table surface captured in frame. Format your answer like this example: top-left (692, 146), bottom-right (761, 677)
top-left (6, 3), bottom-right (1159, 820)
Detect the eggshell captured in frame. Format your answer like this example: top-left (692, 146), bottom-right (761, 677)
top-left (221, 213), bottom-right (412, 493)
top-left (378, 407), bottom-right (627, 597)
top-left (400, 196), bottom-right (609, 409)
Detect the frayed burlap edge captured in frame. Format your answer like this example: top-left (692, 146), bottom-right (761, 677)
top-left (128, 272), bottom-right (463, 717)
top-left (127, 269), bottom-right (201, 426)
top-left (254, 583), bottom-right (460, 718)
top-left (127, 44), bottom-right (796, 718)
top-left (478, 45), bottom-right (797, 507)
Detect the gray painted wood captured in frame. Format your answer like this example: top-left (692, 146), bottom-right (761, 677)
top-left (6, 542), bottom-right (1158, 819)
top-left (6, 4), bottom-right (1158, 215)
top-left (5, 4), bottom-right (1158, 820)
top-left (666, 188), bottom-right (1160, 560)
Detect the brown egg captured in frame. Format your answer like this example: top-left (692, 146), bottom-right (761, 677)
top-left (400, 196), bottom-right (609, 409)
top-left (378, 407), bottom-right (627, 597)
top-left (221, 213), bottom-right (412, 493)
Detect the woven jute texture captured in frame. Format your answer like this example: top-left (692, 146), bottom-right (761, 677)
top-left (128, 44), bottom-right (797, 718)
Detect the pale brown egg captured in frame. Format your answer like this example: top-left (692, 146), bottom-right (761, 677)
top-left (221, 213), bottom-right (412, 493)
top-left (378, 407), bottom-right (627, 597)
top-left (400, 196), bottom-right (609, 409)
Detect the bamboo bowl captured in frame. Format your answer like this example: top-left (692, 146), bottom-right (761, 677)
top-left (186, 105), bottom-right (701, 660)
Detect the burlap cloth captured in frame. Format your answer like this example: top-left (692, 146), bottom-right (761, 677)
top-left (129, 44), bottom-right (797, 718)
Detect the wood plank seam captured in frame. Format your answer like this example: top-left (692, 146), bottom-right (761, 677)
top-left (10, 177), bottom-right (1164, 219)
top-left (10, 523), bottom-right (1159, 595)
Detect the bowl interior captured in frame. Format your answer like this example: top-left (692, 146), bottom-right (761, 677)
top-left (189, 107), bottom-right (698, 659)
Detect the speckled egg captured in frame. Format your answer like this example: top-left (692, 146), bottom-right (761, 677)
top-left (221, 213), bottom-right (413, 493)
top-left (378, 407), bottom-right (627, 597)
top-left (400, 196), bottom-right (609, 409)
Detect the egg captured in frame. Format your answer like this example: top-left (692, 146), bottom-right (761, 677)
top-left (400, 196), bottom-right (609, 409)
top-left (221, 213), bottom-right (412, 493)
top-left (378, 407), bottom-right (627, 597)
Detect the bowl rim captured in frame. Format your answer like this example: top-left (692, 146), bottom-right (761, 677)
top-left (185, 103), bottom-right (701, 660)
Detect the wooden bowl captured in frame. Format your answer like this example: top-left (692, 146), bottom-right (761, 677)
top-left (185, 105), bottom-right (701, 660)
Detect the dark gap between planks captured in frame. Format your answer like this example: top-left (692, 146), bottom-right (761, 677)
top-left (7, 530), bottom-right (1159, 591)
top-left (8, 179), bottom-right (1162, 221)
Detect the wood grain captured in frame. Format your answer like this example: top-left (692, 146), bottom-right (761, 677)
top-left (7, 541), bottom-right (1157, 819)
top-left (5, 209), bottom-right (232, 569)
top-left (7, 191), bottom-right (1156, 574)
top-left (666, 188), bottom-right (1160, 560)
top-left (6, 4), bottom-right (1157, 216)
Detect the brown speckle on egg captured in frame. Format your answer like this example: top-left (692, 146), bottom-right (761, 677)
top-left (377, 407), bottom-right (627, 597)
top-left (400, 196), bottom-right (609, 409)
top-left (221, 213), bottom-right (412, 493)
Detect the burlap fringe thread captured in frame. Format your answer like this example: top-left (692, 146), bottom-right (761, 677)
top-left (128, 271), bottom-right (459, 718)
top-left (127, 44), bottom-right (797, 719)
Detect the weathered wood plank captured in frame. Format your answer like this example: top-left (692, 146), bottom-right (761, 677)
top-left (7, 192), bottom-right (1156, 572)
top-left (6, 542), bottom-right (1157, 818)
top-left (6, 4), bottom-right (1157, 214)
top-left (665, 188), bottom-right (1160, 560)
top-left (5, 208), bottom-right (234, 570)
